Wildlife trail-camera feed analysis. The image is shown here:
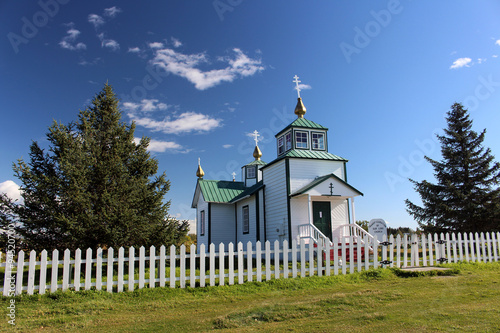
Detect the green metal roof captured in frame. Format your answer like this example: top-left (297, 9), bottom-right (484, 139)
top-left (276, 117), bottom-right (328, 137)
top-left (229, 181), bottom-right (264, 203)
top-left (196, 179), bottom-right (264, 204)
top-left (290, 173), bottom-right (363, 197)
top-left (245, 159), bottom-right (267, 166)
top-left (262, 149), bottom-right (348, 169)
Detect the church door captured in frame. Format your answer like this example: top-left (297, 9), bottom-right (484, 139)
top-left (312, 201), bottom-right (332, 240)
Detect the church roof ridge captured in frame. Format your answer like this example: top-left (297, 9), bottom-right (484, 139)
top-left (261, 149), bottom-right (348, 170)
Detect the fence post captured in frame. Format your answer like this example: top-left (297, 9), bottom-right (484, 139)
top-left (373, 236), bottom-right (379, 269)
top-left (325, 240), bottom-right (331, 276)
top-left (256, 241), bottom-right (262, 282)
top-left (39, 250), bottom-right (47, 295)
top-left (291, 240), bottom-right (297, 278)
top-left (333, 237), bottom-right (339, 275)
top-left (402, 235), bottom-right (408, 268)
top-left (349, 236), bottom-right (354, 274)
top-left (492, 233), bottom-right (498, 262)
top-left (427, 233), bottom-right (433, 266)
top-left (364, 235), bottom-right (369, 270)
top-left (283, 240), bottom-right (289, 279)
top-left (300, 239), bottom-right (306, 278)
top-left (199, 244), bottom-right (206, 287)
top-left (265, 241), bottom-right (271, 281)
top-left (128, 247), bottom-right (134, 291)
top-left (180, 244), bottom-right (186, 288)
top-left (150, 245), bottom-right (157, 289)
top-left (475, 233), bottom-right (481, 262)
top-left (85, 248), bottom-right (92, 290)
top-left (421, 234), bottom-right (427, 266)
top-left (228, 243), bottom-right (234, 285)
top-left (317, 240), bottom-right (323, 277)
top-left (457, 233), bottom-right (463, 262)
top-left (50, 250), bottom-right (59, 293)
top-left (170, 245), bottom-right (177, 288)
top-left (486, 233), bottom-right (493, 262)
top-left (118, 247), bottom-right (124, 292)
top-left (138, 246), bottom-right (145, 289)
top-left (469, 232), bottom-right (476, 262)
top-left (209, 243), bottom-right (215, 287)
top-left (463, 233), bottom-right (469, 262)
top-left (62, 249), bottom-right (70, 292)
top-left (341, 238), bottom-right (347, 274)
top-left (27, 250), bottom-right (36, 295)
top-left (480, 233), bottom-right (487, 262)
top-left (190, 244), bottom-right (196, 288)
top-left (308, 241), bottom-right (315, 277)
top-left (74, 249), bottom-right (81, 291)
top-left (248, 241), bottom-right (253, 282)
top-left (357, 236), bottom-right (362, 272)
top-left (237, 242), bottom-right (244, 284)
top-left (159, 245), bottom-right (166, 288)
top-left (107, 248), bottom-right (114, 293)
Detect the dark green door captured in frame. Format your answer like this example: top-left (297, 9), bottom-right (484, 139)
top-left (313, 201), bottom-right (332, 240)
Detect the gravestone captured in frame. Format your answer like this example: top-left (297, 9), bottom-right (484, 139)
top-left (368, 218), bottom-right (387, 241)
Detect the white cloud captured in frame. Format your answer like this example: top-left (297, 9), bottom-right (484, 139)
top-left (59, 28), bottom-right (86, 51)
top-left (297, 83), bottom-right (312, 90)
top-left (493, 55), bottom-right (498, 58)
top-left (171, 37), bottom-right (182, 48)
top-left (102, 39), bottom-right (120, 51)
top-left (134, 138), bottom-right (184, 153)
top-left (450, 57), bottom-right (472, 69)
top-left (122, 99), bottom-right (168, 112)
top-left (222, 144), bottom-right (233, 149)
top-left (129, 111), bottom-right (222, 134)
top-left (152, 47), bottom-right (264, 90)
top-left (97, 33), bottom-right (120, 51)
top-left (128, 47), bottom-right (141, 53)
top-left (0, 180), bottom-right (22, 202)
top-left (477, 58), bottom-right (487, 64)
top-left (104, 6), bottom-right (121, 18)
top-left (149, 42), bottom-right (164, 49)
top-left (88, 14), bottom-right (105, 28)
top-left (496, 40), bottom-right (500, 46)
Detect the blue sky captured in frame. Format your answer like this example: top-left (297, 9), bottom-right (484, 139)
top-left (1, 1), bottom-right (500, 231)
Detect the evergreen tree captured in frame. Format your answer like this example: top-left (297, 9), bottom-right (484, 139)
top-left (405, 103), bottom-right (500, 233)
top-left (0, 84), bottom-right (188, 251)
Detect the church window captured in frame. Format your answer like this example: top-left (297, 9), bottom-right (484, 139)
top-left (278, 136), bottom-right (284, 155)
top-left (295, 131), bottom-right (308, 149)
top-left (200, 210), bottom-right (205, 236)
top-left (285, 132), bottom-right (292, 151)
top-left (312, 132), bottom-right (325, 150)
top-left (242, 205), bottom-right (249, 234)
top-left (246, 166), bottom-right (256, 179)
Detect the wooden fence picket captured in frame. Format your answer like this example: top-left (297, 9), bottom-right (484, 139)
top-left (62, 249), bottom-right (70, 292)
top-left (150, 246), bottom-right (156, 289)
top-left (74, 249), bottom-right (81, 291)
top-left (127, 247), bottom-right (134, 291)
top-left (118, 247), bottom-right (124, 292)
top-left (283, 240), bottom-right (289, 278)
top-left (265, 241), bottom-right (271, 281)
top-left (199, 244), bottom-right (206, 287)
top-left (180, 245), bottom-right (186, 288)
top-left (107, 248), bottom-right (114, 293)
top-left (247, 241), bottom-right (253, 282)
top-left (39, 250), bottom-right (47, 295)
top-left (96, 248), bottom-right (103, 291)
top-left (85, 248), bottom-right (92, 290)
top-left (27, 250), bottom-right (36, 295)
top-left (256, 241), bottom-right (262, 282)
top-left (237, 242), bottom-right (244, 284)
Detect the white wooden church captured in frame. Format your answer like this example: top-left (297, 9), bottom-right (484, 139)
top-left (192, 77), bottom-right (369, 250)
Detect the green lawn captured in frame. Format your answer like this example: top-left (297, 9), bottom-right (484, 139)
top-left (1, 262), bottom-right (499, 332)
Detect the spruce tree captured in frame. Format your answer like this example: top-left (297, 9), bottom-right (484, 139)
top-left (406, 103), bottom-right (500, 233)
top-left (0, 84), bottom-right (188, 251)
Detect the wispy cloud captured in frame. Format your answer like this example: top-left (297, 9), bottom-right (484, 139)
top-left (98, 33), bottom-right (120, 51)
top-left (104, 6), bottom-right (121, 18)
top-left (122, 99), bottom-right (168, 112)
top-left (59, 27), bottom-right (86, 51)
top-left (0, 180), bottom-right (22, 202)
top-left (129, 111), bottom-right (222, 134)
top-left (134, 138), bottom-right (186, 153)
top-left (222, 144), bottom-right (233, 149)
top-left (88, 14), bottom-right (105, 28)
top-left (450, 57), bottom-right (472, 69)
top-left (149, 42), bottom-right (164, 49)
top-left (152, 47), bottom-right (264, 90)
top-left (297, 83), bottom-right (312, 90)
top-left (171, 37), bottom-right (182, 48)
top-left (128, 47), bottom-right (141, 53)
top-left (495, 39), bottom-right (500, 46)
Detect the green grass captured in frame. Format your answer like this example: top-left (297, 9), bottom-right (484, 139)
top-left (1, 262), bottom-right (499, 332)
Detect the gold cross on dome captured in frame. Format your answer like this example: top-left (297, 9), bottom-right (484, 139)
top-left (293, 75), bottom-right (301, 98)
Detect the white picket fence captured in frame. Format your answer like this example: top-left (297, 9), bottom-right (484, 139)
top-left (1, 231), bottom-right (499, 296)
